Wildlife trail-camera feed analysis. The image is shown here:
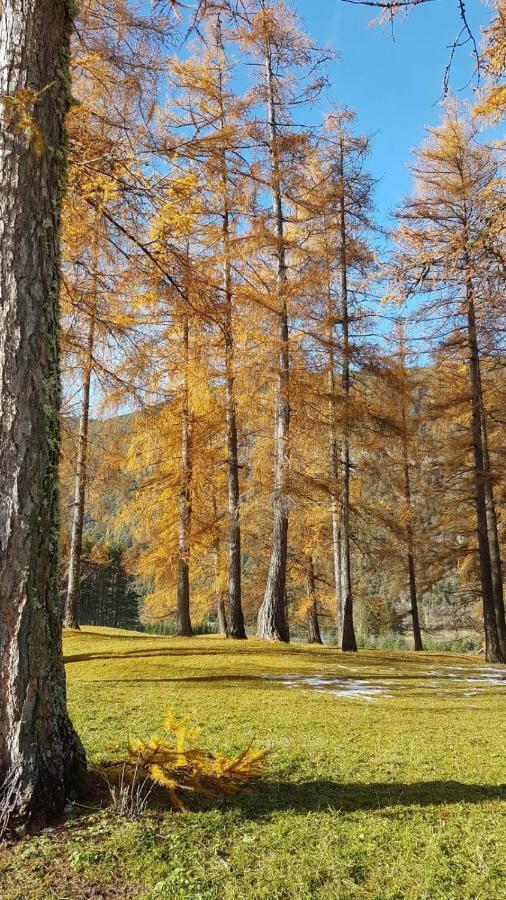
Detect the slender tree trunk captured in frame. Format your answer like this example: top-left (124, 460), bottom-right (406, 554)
top-left (214, 544), bottom-right (229, 637)
top-left (0, 0), bottom-right (86, 834)
top-left (399, 363), bottom-right (423, 651)
top-left (257, 37), bottom-right (290, 642)
top-left (340, 441), bottom-right (357, 651)
top-left (211, 495), bottom-right (229, 637)
top-left (176, 315), bottom-right (193, 637)
top-left (333, 524), bottom-right (342, 629)
top-left (406, 548), bottom-right (423, 650)
top-left (215, 23), bottom-right (247, 639)
top-left (98, 568), bottom-right (105, 626)
top-left (465, 273), bottom-right (504, 662)
top-left (64, 298), bottom-right (96, 629)
top-left (224, 335), bottom-right (246, 638)
top-left (481, 410), bottom-right (506, 656)
top-left (218, 594), bottom-right (229, 637)
top-left (306, 557), bottom-right (323, 644)
top-left (338, 136), bottom-right (357, 652)
top-left (323, 236), bottom-right (343, 633)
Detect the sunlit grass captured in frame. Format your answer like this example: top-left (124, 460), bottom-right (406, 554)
top-left (2, 628), bottom-right (505, 899)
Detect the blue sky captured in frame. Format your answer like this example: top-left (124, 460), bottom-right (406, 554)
top-left (139, 0), bottom-right (491, 225)
top-left (292, 0), bottom-right (489, 225)
top-left (163, 0), bottom-right (490, 223)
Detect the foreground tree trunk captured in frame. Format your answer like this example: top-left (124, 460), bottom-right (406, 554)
top-left (465, 272), bottom-right (505, 662)
top-left (176, 315), bottom-right (193, 637)
top-left (338, 136), bottom-right (357, 653)
top-left (64, 294), bottom-right (96, 629)
top-left (0, 0), bottom-right (86, 835)
top-left (306, 557), bottom-right (323, 645)
top-left (256, 37), bottom-right (290, 642)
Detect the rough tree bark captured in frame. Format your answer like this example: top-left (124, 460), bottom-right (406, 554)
top-left (64, 263), bottom-right (97, 629)
top-left (0, 0), bottom-right (86, 834)
top-left (306, 557), bottom-right (323, 645)
top-left (338, 135), bottom-right (357, 652)
top-left (176, 314), bottom-right (193, 637)
top-left (256, 34), bottom-right (290, 642)
top-left (216, 20), bottom-right (246, 639)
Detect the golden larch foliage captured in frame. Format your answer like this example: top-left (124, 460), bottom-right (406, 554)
top-left (128, 710), bottom-right (268, 811)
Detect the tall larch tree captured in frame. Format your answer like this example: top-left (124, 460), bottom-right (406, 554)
top-left (302, 114), bottom-right (375, 650)
top-left (239, 0), bottom-right (328, 641)
top-left (393, 110), bottom-right (506, 662)
top-left (294, 148), bottom-right (344, 633)
top-left (61, 0), bottom-right (169, 629)
top-left (329, 114), bottom-right (375, 652)
top-left (393, 327), bottom-right (424, 650)
top-left (370, 323), bottom-right (425, 649)
top-left (166, 14), bottom-right (249, 637)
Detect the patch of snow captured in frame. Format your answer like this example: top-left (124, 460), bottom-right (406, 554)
top-left (261, 665), bottom-right (506, 702)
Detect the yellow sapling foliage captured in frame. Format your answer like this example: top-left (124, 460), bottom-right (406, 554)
top-left (128, 710), bottom-right (268, 811)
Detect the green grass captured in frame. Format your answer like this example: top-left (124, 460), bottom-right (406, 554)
top-left (2, 628), bottom-right (505, 899)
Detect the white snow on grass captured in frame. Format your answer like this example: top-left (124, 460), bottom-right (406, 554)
top-left (261, 665), bottom-right (506, 701)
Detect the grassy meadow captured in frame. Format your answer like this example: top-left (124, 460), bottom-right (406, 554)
top-left (2, 627), bottom-right (505, 899)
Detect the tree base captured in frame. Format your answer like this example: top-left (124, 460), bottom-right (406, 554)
top-left (485, 647), bottom-right (506, 664)
top-left (257, 603), bottom-right (290, 644)
top-left (258, 629), bottom-right (290, 643)
top-left (0, 734), bottom-right (87, 839)
top-left (228, 628), bottom-right (247, 640)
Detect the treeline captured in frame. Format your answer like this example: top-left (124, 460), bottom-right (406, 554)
top-left (59, 0), bottom-right (506, 661)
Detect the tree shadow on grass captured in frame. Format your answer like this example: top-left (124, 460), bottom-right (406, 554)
top-left (64, 641), bottom-right (489, 669)
top-left (78, 767), bottom-right (505, 828)
top-left (64, 645), bottom-right (350, 665)
top-left (226, 779), bottom-right (506, 818)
